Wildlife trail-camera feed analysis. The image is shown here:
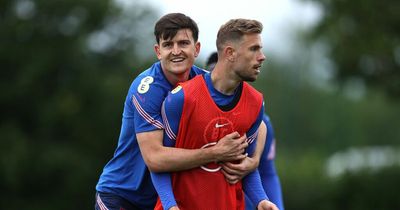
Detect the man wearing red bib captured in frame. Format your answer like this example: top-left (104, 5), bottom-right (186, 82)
top-left (152, 19), bottom-right (279, 210)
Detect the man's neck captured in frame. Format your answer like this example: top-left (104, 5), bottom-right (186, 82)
top-left (163, 69), bottom-right (191, 87)
top-left (210, 66), bottom-right (241, 95)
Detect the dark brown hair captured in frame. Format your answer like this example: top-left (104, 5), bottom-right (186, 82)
top-left (154, 13), bottom-right (199, 44)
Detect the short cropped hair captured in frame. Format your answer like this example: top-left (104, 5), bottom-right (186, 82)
top-left (216, 19), bottom-right (263, 52)
top-left (154, 13), bottom-right (199, 44)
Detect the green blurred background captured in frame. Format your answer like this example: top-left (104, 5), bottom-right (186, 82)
top-left (1, 0), bottom-right (399, 209)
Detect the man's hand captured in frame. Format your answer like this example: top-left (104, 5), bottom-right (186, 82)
top-left (212, 132), bottom-right (248, 162)
top-left (257, 200), bottom-right (279, 210)
top-left (169, 206), bottom-right (180, 210)
top-left (220, 156), bottom-right (259, 184)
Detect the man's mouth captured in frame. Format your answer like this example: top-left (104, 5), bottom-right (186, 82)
top-left (171, 57), bottom-right (185, 63)
top-left (254, 64), bottom-right (262, 73)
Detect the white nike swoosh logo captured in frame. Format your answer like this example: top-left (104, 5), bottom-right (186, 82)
top-left (215, 123), bottom-right (229, 128)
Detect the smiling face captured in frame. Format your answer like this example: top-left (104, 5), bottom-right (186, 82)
top-left (154, 29), bottom-right (200, 78)
top-left (232, 33), bottom-right (266, 82)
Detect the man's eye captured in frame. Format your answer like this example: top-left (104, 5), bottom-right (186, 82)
top-left (250, 46), bottom-right (259, 51)
top-left (180, 41), bottom-right (190, 46)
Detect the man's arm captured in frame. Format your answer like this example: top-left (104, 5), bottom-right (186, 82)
top-left (137, 130), bottom-right (247, 172)
top-left (242, 169), bottom-right (279, 210)
top-left (260, 154), bottom-right (284, 210)
top-left (239, 106), bottom-right (278, 210)
top-left (259, 115), bottom-right (284, 210)
top-left (137, 87), bottom-right (248, 173)
top-left (150, 169), bottom-right (177, 210)
top-left (251, 120), bottom-right (267, 165)
top-left (220, 120), bottom-right (267, 184)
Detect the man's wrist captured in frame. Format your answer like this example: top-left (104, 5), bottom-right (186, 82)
top-left (257, 200), bottom-right (268, 208)
top-left (201, 146), bottom-right (220, 163)
top-left (250, 156), bottom-right (260, 169)
top-left (168, 205), bottom-right (179, 210)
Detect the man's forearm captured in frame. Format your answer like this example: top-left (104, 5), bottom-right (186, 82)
top-left (146, 146), bottom-right (221, 172)
top-left (243, 169), bottom-right (268, 205)
top-left (137, 130), bottom-right (248, 172)
top-left (150, 171), bottom-right (176, 209)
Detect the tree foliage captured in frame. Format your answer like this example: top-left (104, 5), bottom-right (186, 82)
top-left (306, 0), bottom-right (400, 97)
top-left (0, 0), bottom-right (156, 209)
top-left (254, 54), bottom-right (400, 209)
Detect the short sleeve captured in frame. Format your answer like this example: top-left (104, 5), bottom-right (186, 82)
top-left (130, 75), bottom-right (168, 133)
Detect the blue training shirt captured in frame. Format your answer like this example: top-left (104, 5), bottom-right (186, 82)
top-left (96, 62), bottom-right (206, 209)
top-left (151, 72), bottom-right (268, 209)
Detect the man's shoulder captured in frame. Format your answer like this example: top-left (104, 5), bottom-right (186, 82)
top-left (243, 82), bottom-right (263, 102)
top-left (130, 62), bottom-right (170, 95)
top-left (165, 85), bottom-right (186, 107)
top-left (133, 62), bottom-right (164, 84)
top-left (177, 75), bottom-right (205, 98)
top-left (190, 65), bottom-right (208, 77)
top-left (243, 82), bottom-right (262, 94)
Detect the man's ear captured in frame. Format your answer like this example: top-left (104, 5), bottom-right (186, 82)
top-left (154, 44), bottom-right (162, 60)
top-left (225, 46), bottom-right (235, 62)
top-left (194, 42), bottom-right (201, 57)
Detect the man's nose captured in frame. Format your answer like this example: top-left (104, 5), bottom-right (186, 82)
top-left (172, 44), bottom-right (182, 55)
top-left (258, 52), bottom-right (266, 62)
